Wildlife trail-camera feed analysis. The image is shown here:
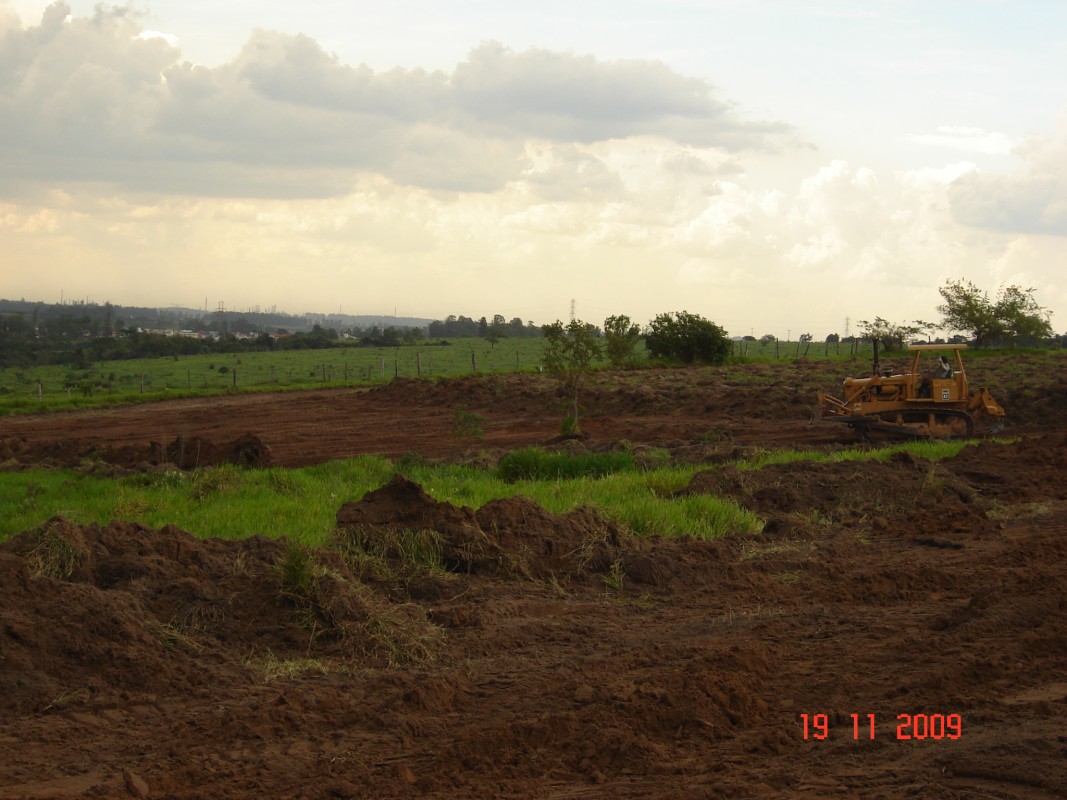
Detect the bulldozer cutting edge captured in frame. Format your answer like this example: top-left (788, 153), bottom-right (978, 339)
top-left (817, 343), bottom-right (1005, 440)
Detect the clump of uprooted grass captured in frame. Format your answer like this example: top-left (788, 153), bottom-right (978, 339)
top-left (247, 650), bottom-right (329, 683)
top-left (273, 541), bottom-right (439, 664)
top-left (331, 525), bottom-right (446, 583)
top-left (15, 516), bottom-right (92, 580)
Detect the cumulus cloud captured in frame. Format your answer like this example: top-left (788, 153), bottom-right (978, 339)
top-left (948, 123), bottom-right (1067, 236)
top-left (0, 4), bottom-right (791, 199)
top-left (451, 42), bottom-right (788, 148)
top-left (668, 158), bottom-right (996, 294)
top-left (907, 126), bottom-right (1018, 156)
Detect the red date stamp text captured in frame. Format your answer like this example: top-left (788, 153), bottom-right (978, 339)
top-left (799, 713), bottom-right (962, 741)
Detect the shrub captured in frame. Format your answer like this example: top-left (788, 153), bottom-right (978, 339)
top-left (603, 314), bottom-right (641, 367)
top-left (645, 311), bottom-right (730, 364)
top-left (541, 319), bottom-right (602, 434)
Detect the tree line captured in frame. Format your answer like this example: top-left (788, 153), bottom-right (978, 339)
top-left (0, 279), bottom-right (1056, 370)
top-left (427, 315), bottom-right (541, 340)
top-left (0, 301), bottom-right (544, 369)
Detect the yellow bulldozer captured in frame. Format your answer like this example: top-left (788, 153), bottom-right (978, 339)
top-left (818, 343), bottom-right (1005, 439)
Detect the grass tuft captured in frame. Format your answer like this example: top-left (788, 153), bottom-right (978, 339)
top-left (249, 650), bottom-right (330, 683)
top-left (333, 526), bottom-right (445, 580)
top-left (20, 517), bottom-right (90, 580)
top-left (497, 447), bottom-right (636, 482)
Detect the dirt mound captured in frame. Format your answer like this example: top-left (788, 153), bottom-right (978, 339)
top-left (0, 515), bottom-right (430, 715)
top-left (941, 431), bottom-right (1067, 501)
top-left (164, 432), bottom-right (272, 469)
top-left (335, 474), bottom-right (680, 584)
top-left (0, 499), bottom-right (1064, 798)
top-left (686, 451), bottom-right (989, 537)
top-left (0, 432), bottom-right (271, 471)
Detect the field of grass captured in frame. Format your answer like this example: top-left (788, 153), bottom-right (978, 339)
top-left (0, 335), bottom-right (893, 417)
top-left (0, 440), bottom-right (975, 548)
top-left (0, 337), bottom-right (549, 415)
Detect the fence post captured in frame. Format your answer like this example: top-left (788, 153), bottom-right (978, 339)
top-left (233, 368), bottom-right (237, 388)
top-left (417, 351), bottom-right (422, 376)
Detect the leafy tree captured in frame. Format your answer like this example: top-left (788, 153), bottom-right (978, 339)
top-left (603, 314), bottom-right (641, 367)
top-left (937, 279), bottom-right (1053, 347)
top-left (993, 284), bottom-right (1054, 344)
top-left (380, 326), bottom-right (401, 347)
top-left (541, 319), bottom-right (603, 435)
top-left (486, 315), bottom-right (507, 348)
top-left (936, 280), bottom-right (1002, 347)
top-left (858, 317), bottom-right (921, 352)
top-left (645, 311), bottom-right (730, 364)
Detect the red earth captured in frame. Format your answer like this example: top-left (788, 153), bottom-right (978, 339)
top-left (1, 355), bottom-right (1066, 798)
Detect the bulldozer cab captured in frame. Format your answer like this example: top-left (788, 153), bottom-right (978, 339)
top-left (909, 345), bottom-right (968, 403)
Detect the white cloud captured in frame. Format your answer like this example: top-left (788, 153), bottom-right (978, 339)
top-left (948, 120), bottom-right (1067, 236)
top-left (0, 5), bottom-right (791, 199)
top-left (138, 29), bottom-right (179, 49)
top-left (451, 42), bottom-right (789, 148)
top-left (908, 126), bottom-right (1018, 156)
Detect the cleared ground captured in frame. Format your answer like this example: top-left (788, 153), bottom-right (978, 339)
top-left (1, 354), bottom-right (1065, 798)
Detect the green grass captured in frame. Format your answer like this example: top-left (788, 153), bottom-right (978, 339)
top-left (0, 457), bottom-right (760, 545)
top-left (736, 439), bottom-right (973, 470)
top-left (497, 447), bottom-right (637, 481)
top-left (0, 437), bottom-right (994, 548)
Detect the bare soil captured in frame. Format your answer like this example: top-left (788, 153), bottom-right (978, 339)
top-left (1, 355), bottom-right (1066, 798)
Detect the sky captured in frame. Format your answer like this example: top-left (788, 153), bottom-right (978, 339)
top-left (1, 0), bottom-right (1065, 338)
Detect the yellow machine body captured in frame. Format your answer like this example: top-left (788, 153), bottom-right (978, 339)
top-left (818, 344), bottom-right (1005, 439)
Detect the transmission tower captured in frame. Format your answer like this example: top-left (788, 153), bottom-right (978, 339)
top-left (570, 298), bottom-right (576, 322)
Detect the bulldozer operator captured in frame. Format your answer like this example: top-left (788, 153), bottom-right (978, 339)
top-left (918, 355), bottom-right (953, 398)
